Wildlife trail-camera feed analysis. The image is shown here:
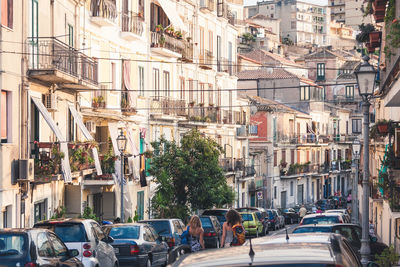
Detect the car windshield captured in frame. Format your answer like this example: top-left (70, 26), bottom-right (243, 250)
top-left (242, 214), bottom-right (253, 221)
top-left (302, 216), bottom-right (340, 225)
top-left (200, 217), bottom-right (213, 228)
top-left (37, 223), bottom-right (87, 242)
top-left (144, 221), bottom-right (171, 235)
top-left (293, 227), bottom-right (332, 234)
top-left (0, 233), bottom-right (27, 259)
top-left (202, 210), bottom-right (227, 223)
top-left (108, 226), bottom-right (140, 240)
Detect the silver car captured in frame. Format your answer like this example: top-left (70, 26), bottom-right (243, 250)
top-left (34, 218), bottom-right (118, 267)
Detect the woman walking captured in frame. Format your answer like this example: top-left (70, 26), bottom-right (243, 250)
top-left (186, 215), bottom-right (205, 252)
top-left (221, 209), bottom-right (245, 247)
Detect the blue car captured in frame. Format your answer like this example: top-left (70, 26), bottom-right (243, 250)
top-left (102, 223), bottom-right (169, 267)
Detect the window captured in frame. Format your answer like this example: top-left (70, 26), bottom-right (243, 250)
top-left (68, 110), bottom-right (74, 142)
top-left (1, 0), bottom-right (13, 29)
top-left (48, 233), bottom-right (68, 257)
top-left (188, 79), bottom-right (194, 102)
top-left (179, 77), bottom-right (185, 100)
top-left (200, 27), bottom-right (204, 56)
top-left (208, 84), bottom-right (213, 105)
top-left (300, 86), bottom-right (310, 101)
top-left (68, 24), bottom-right (73, 47)
top-left (297, 150), bottom-right (301, 164)
top-left (317, 63), bottom-right (325, 80)
top-left (282, 150), bottom-right (286, 164)
top-left (290, 181), bottom-right (294, 196)
top-left (138, 66), bottom-right (144, 96)
top-left (37, 232), bottom-right (54, 257)
top-left (111, 62), bottom-right (117, 90)
top-left (1, 91), bottom-right (9, 143)
top-left (346, 85), bottom-right (354, 99)
top-left (291, 149), bottom-right (295, 164)
top-left (291, 21), bottom-right (296, 29)
top-left (91, 222), bottom-right (105, 241)
top-left (249, 125), bottom-right (258, 135)
top-left (274, 186), bottom-right (277, 199)
top-left (163, 71), bottom-right (170, 97)
top-left (200, 83), bottom-right (205, 104)
top-left (34, 200), bottom-right (47, 223)
top-left (153, 68), bottom-right (160, 100)
top-left (352, 119), bottom-right (362, 134)
top-left (208, 30), bottom-right (213, 52)
top-left (273, 151), bottom-right (277, 166)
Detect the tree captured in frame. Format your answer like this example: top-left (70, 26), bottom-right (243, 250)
top-left (149, 129), bottom-right (234, 220)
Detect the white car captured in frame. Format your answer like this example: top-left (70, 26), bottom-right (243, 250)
top-left (299, 212), bottom-right (348, 225)
top-left (272, 209), bottom-right (285, 229)
top-left (34, 218), bottom-right (118, 267)
top-left (325, 209), bottom-right (351, 223)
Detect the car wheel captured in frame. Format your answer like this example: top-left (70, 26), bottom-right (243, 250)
top-left (145, 258), bottom-right (151, 267)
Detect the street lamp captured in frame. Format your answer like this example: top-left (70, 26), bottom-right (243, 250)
top-left (351, 138), bottom-right (361, 224)
top-left (117, 130), bottom-right (127, 223)
top-left (354, 56), bottom-right (377, 266)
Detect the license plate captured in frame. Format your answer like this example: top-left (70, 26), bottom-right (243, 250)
top-left (114, 248), bottom-right (119, 254)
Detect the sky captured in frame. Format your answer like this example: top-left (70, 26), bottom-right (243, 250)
top-left (243, 0), bottom-right (328, 6)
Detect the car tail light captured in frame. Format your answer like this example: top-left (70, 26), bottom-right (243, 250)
top-left (204, 232), bottom-right (217, 237)
top-left (83, 243), bottom-right (91, 250)
top-left (248, 225), bottom-right (256, 228)
top-left (335, 265), bottom-right (344, 267)
top-left (339, 218), bottom-right (343, 223)
top-left (83, 250), bottom-right (92, 257)
top-left (130, 244), bottom-right (140, 255)
top-left (24, 263), bottom-right (37, 267)
top-left (167, 237), bottom-right (175, 248)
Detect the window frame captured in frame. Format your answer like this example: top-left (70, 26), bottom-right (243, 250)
top-left (317, 63), bottom-right (326, 81)
top-left (345, 85), bottom-right (354, 99)
top-left (138, 66), bottom-right (145, 96)
top-left (352, 119), bottom-right (362, 134)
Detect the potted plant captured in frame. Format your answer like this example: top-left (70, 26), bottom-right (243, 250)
top-left (356, 23), bottom-right (376, 43)
top-left (376, 119), bottom-right (391, 134)
top-left (97, 95), bottom-right (105, 108)
top-left (92, 97), bottom-right (99, 108)
top-left (175, 30), bottom-right (183, 39)
top-left (159, 35), bottom-right (166, 47)
top-left (369, 31), bottom-right (381, 47)
top-left (155, 24), bottom-right (163, 32)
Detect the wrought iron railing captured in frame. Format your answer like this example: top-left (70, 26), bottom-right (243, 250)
top-left (220, 158), bottom-right (233, 172)
top-left (90, 0), bottom-right (117, 22)
top-left (150, 32), bottom-right (185, 55)
top-left (121, 12), bottom-right (143, 36)
top-left (27, 37), bottom-right (98, 84)
top-left (150, 97), bottom-right (187, 117)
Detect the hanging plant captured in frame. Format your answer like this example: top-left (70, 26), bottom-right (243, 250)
top-left (356, 23), bottom-right (376, 43)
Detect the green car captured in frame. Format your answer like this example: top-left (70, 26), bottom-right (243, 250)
top-left (240, 212), bottom-right (263, 237)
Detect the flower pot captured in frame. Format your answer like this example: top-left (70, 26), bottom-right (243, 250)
top-left (37, 142), bottom-right (53, 148)
top-left (68, 143), bottom-right (76, 149)
top-left (369, 31), bottom-right (381, 48)
top-left (377, 124), bottom-right (388, 134)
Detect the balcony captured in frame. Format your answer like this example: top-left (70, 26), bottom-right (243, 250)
top-left (217, 58), bottom-right (237, 76)
top-left (90, 0), bottom-right (117, 27)
top-left (182, 42), bottom-right (194, 62)
top-left (27, 38), bottom-right (98, 89)
top-left (222, 110), bottom-right (233, 124)
top-left (151, 97), bottom-right (187, 117)
top-left (220, 158), bottom-right (233, 172)
top-left (236, 125), bottom-right (248, 139)
top-left (121, 91), bottom-right (137, 115)
top-left (199, 50), bottom-right (214, 70)
top-left (188, 105), bottom-right (220, 123)
top-left (235, 158), bottom-right (244, 171)
top-left (150, 32), bottom-right (185, 58)
top-left (245, 166), bottom-right (256, 177)
top-left (120, 12), bottom-right (144, 40)
top-left (200, 0), bottom-right (215, 12)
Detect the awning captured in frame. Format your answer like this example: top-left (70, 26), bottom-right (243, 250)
top-left (31, 97), bottom-right (72, 182)
top-left (68, 104), bottom-right (102, 175)
top-left (156, 0), bottom-right (188, 32)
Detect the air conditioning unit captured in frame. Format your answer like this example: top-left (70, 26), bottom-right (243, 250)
top-left (43, 92), bottom-right (57, 111)
top-left (18, 159), bottom-right (34, 181)
top-left (85, 121), bottom-right (96, 134)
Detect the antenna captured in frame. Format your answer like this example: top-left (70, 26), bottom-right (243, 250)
top-left (285, 227), bottom-right (289, 241)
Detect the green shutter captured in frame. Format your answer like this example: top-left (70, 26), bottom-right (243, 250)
top-left (137, 191), bottom-right (144, 220)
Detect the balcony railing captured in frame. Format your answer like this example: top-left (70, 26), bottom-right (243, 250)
top-left (150, 32), bottom-right (185, 55)
top-left (217, 58), bottom-right (237, 75)
top-left (90, 0), bottom-right (117, 22)
top-left (200, 0), bottom-right (215, 11)
top-left (200, 50), bottom-right (214, 69)
top-left (151, 97), bottom-right (187, 117)
top-left (235, 158), bottom-right (244, 170)
top-left (245, 166), bottom-right (256, 176)
top-left (121, 12), bottom-right (144, 37)
top-left (81, 54), bottom-right (98, 85)
top-left (182, 43), bottom-right (194, 62)
top-left (220, 158), bottom-right (233, 172)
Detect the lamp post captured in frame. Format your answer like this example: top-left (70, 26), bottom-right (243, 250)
top-left (117, 130), bottom-right (127, 223)
top-left (354, 56), bottom-right (377, 266)
top-left (351, 138), bottom-right (361, 224)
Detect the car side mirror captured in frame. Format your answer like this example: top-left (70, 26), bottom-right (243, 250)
top-left (69, 249), bottom-right (79, 258)
top-left (102, 236), bottom-right (114, 244)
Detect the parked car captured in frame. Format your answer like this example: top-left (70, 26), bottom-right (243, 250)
top-left (292, 224), bottom-right (388, 261)
top-left (236, 207), bottom-right (269, 236)
top-left (0, 228), bottom-right (83, 267)
top-left (282, 208), bottom-right (300, 224)
top-left (300, 212), bottom-right (347, 225)
top-left (201, 209), bottom-right (229, 226)
top-left (273, 209), bottom-right (285, 229)
top-left (34, 218), bottom-right (118, 267)
top-left (266, 209), bottom-right (279, 231)
top-left (103, 223), bottom-right (169, 267)
top-left (171, 233), bottom-right (362, 267)
top-left (239, 212), bottom-right (263, 237)
top-left (139, 218), bottom-right (185, 262)
top-left (199, 216), bottom-right (222, 248)
top-left (325, 209), bottom-right (351, 223)
top-left (315, 199), bottom-right (332, 211)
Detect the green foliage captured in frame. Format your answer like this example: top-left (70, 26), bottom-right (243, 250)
top-left (375, 246), bottom-right (399, 267)
top-left (101, 137), bottom-right (117, 174)
top-left (70, 145), bottom-right (94, 172)
top-left (81, 206), bottom-right (99, 221)
top-left (127, 217), bottom-right (133, 223)
top-left (241, 32), bottom-right (256, 44)
top-left (149, 129), bottom-right (234, 220)
top-left (356, 23), bottom-right (376, 43)
top-left (50, 206), bottom-right (66, 219)
top-left (133, 210), bottom-right (139, 222)
top-left (282, 35), bottom-right (294, 46)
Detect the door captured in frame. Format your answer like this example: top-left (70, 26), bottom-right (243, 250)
top-left (36, 232), bottom-right (58, 267)
top-left (137, 191), bottom-right (144, 220)
top-left (280, 191), bottom-right (287, 209)
top-left (143, 226), bottom-right (159, 264)
top-left (316, 179), bottom-right (320, 200)
top-left (297, 185), bottom-right (304, 205)
top-left (48, 232), bottom-right (79, 267)
top-left (149, 226), bottom-right (168, 264)
top-left (93, 193), bottom-right (102, 220)
top-left (250, 193), bottom-right (256, 207)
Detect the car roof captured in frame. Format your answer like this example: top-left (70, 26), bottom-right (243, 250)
top-left (295, 223), bottom-right (359, 229)
top-left (140, 219), bottom-right (178, 222)
top-left (34, 218), bottom-right (94, 224)
top-left (173, 233), bottom-right (338, 267)
top-left (326, 209), bottom-right (347, 213)
top-left (303, 212), bottom-right (342, 218)
top-left (104, 223), bottom-right (143, 227)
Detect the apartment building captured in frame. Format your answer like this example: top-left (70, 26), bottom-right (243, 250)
top-left (329, 21), bottom-right (357, 50)
top-left (328, 0), bottom-right (372, 29)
